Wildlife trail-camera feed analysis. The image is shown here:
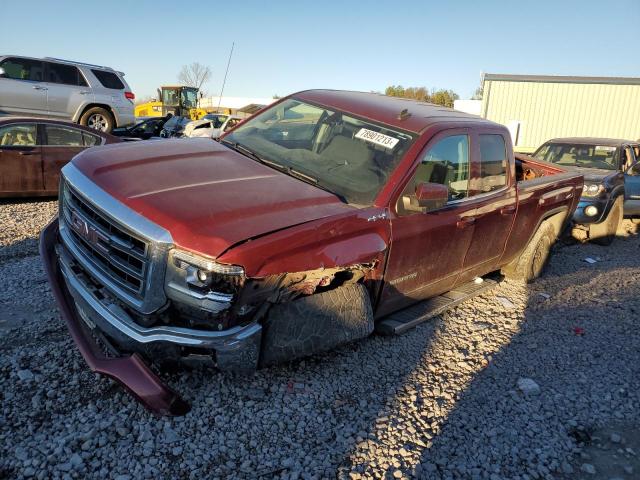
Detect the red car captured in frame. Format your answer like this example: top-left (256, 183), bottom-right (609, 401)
top-left (41, 90), bottom-right (583, 414)
top-left (0, 117), bottom-right (120, 197)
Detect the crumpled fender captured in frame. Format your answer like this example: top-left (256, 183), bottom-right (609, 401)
top-left (218, 207), bottom-right (391, 279)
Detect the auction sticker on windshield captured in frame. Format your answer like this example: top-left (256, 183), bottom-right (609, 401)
top-left (355, 128), bottom-right (399, 150)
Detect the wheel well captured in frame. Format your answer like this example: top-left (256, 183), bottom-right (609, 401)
top-left (77, 103), bottom-right (116, 123)
top-left (543, 209), bottom-right (569, 237)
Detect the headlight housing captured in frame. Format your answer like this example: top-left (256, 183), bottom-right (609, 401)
top-left (171, 250), bottom-right (244, 294)
top-left (582, 183), bottom-right (604, 197)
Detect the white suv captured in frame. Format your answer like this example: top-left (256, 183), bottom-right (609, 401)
top-left (0, 56), bottom-right (135, 133)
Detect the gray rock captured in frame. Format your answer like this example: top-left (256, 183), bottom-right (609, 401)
top-left (580, 463), bottom-right (596, 475)
top-left (560, 461), bottom-right (573, 474)
top-left (17, 369), bottom-right (34, 381)
top-left (517, 378), bottom-right (541, 396)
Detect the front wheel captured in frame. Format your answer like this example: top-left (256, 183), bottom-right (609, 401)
top-left (259, 283), bottom-right (374, 367)
top-left (80, 107), bottom-right (114, 133)
top-left (590, 196), bottom-right (622, 246)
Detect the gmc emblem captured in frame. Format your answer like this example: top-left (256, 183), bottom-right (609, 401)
top-left (70, 210), bottom-right (108, 254)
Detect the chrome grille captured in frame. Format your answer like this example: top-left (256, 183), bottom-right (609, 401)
top-left (60, 182), bottom-right (150, 298)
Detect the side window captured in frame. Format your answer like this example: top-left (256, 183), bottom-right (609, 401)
top-left (397, 135), bottom-right (469, 215)
top-left (82, 132), bottom-right (101, 147)
top-left (91, 69), bottom-right (124, 89)
top-left (477, 134), bottom-right (508, 193)
top-left (0, 58), bottom-right (44, 81)
top-left (0, 124), bottom-right (37, 146)
top-left (45, 62), bottom-right (87, 86)
top-left (224, 118), bottom-right (240, 131)
top-left (622, 146), bottom-right (636, 171)
top-left (44, 125), bottom-right (84, 146)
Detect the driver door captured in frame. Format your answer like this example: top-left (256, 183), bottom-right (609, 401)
top-left (377, 131), bottom-right (477, 317)
top-left (624, 160), bottom-right (640, 216)
top-left (0, 123), bottom-right (43, 194)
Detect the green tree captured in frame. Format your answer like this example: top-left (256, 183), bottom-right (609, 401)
top-left (471, 85), bottom-right (483, 100)
top-left (384, 85), bottom-right (459, 107)
top-left (430, 89), bottom-right (459, 108)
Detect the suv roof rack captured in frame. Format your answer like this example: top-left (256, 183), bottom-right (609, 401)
top-left (43, 57), bottom-right (124, 76)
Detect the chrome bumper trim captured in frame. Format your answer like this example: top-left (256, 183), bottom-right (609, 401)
top-left (59, 250), bottom-right (261, 352)
top-left (166, 281), bottom-right (233, 314)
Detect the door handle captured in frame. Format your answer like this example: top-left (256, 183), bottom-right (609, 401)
top-left (79, 91), bottom-right (91, 95)
top-left (456, 216), bottom-right (476, 229)
top-left (500, 205), bottom-right (517, 215)
top-left (32, 85), bottom-right (48, 91)
top-left (19, 151), bottom-right (37, 156)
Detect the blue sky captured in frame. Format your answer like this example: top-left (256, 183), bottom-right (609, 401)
top-left (2, 0), bottom-right (638, 100)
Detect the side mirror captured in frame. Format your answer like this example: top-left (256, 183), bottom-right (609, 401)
top-left (415, 182), bottom-right (449, 211)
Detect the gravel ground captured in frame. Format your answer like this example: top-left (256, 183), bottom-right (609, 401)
top-left (1, 198), bottom-right (639, 480)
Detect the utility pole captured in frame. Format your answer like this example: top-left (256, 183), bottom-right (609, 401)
top-left (216, 42), bottom-right (235, 113)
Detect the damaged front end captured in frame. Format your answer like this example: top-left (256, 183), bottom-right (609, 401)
top-left (45, 165), bottom-right (379, 415)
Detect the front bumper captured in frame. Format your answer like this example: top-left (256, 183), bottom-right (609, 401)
top-left (572, 198), bottom-right (609, 225)
top-left (41, 218), bottom-right (262, 415)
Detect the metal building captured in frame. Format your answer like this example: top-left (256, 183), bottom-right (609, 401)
top-left (480, 74), bottom-right (640, 153)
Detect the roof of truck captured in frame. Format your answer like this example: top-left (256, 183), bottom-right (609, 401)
top-left (293, 90), bottom-right (497, 134)
top-left (544, 137), bottom-right (638, 147)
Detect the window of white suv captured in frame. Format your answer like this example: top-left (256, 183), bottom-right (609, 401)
top-left (45, 62), bottom-right (88, 87)
top-left (91, 69), bottom-right (124, 89)
top-left (0, 58), bottom-right (44, 81)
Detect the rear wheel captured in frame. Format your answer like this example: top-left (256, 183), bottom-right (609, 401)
top-left (590, 196), bottom-right (622, 246)
top-left (502, 222), bottom-right (555, 283)
top-left (259, 283), bottom-right (374, 367)
top-left (80, 107), bottom-right (114, 133)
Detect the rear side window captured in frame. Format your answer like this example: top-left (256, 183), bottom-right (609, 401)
top-left (82, 132), bottom-right (102, 146)
top-left (477, 134), bottom-right (508, 193)
top-left (0, 124), bottom-right (37, 146)
top-left (45, 62), bottom-right (87, 86)
top-left (91, 69), bottom-right (124, 89)
top-left (44, 125), bottom-right (84, 146)
top-left (0, 58), bottom-right (44, 81)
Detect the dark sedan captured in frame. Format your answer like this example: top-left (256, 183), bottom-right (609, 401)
top-left (111, 115), bottom-right (171, 140)
top-left (0, 117), bottom-right (121, 197)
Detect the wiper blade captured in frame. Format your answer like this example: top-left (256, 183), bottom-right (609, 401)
top-left (221, 139), bottom-right (343, 201)
top-left (287, 167), bottom-right (319, 184)
top-left (221, 139), bottom-right (287, 172)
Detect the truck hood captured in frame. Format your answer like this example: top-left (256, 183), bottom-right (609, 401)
top-left (72, 139), bottom-right (355, 257)
top-left (562, 166), bottom-right (616, 183)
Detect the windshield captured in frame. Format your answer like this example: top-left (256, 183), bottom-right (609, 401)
top-left (161, 88), bottom-right (180, 106)
top-left (204, 114), bottom-right (228, 129)
top-left (181, 89), bottom-right (198, 108)
top-left (223, 98), bottom-right (414, 204)
top-left (533, 143), bottom-right (619, 170)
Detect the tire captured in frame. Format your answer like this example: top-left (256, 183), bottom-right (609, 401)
top-left (590, 196), bottom-right (622, 246)
top-left (80, 107), bottom-right (114, 133)
top-left (502, 222), bottom-right (555, 283)
top-left (259, 283), bottom-right (374, 367)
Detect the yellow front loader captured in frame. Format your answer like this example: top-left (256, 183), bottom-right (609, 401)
top-left (134, 86), bottom-right (208, 120)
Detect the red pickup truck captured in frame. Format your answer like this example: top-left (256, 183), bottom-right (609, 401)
top-left (41, 90), bottom-right (583, 414)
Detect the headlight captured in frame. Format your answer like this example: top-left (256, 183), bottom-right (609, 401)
top-left (582, 184), bottom-right (604, 197)
top-left (171, 249), bottom-right (244, 295)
